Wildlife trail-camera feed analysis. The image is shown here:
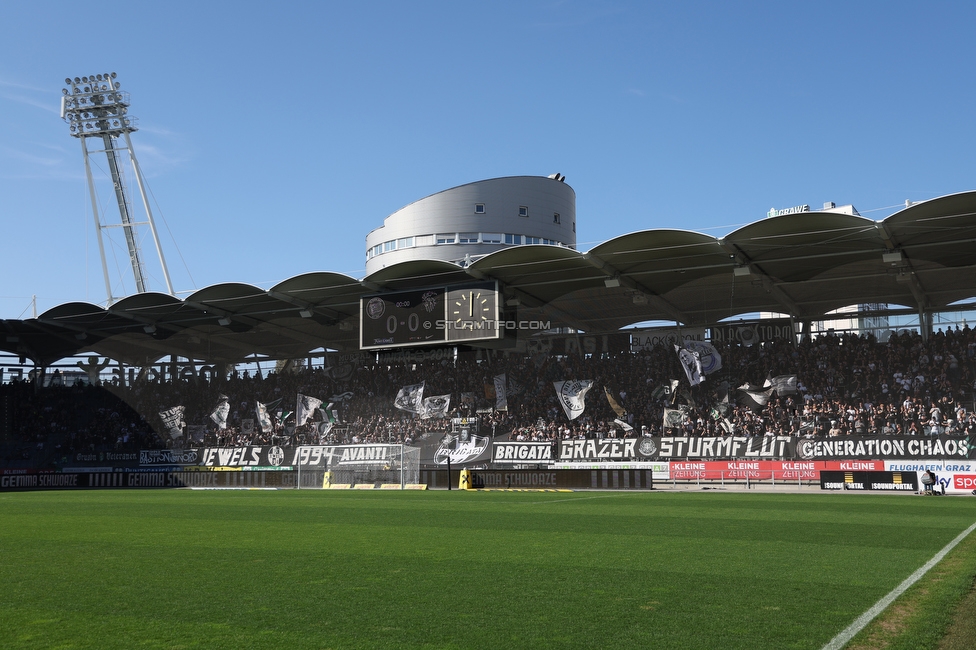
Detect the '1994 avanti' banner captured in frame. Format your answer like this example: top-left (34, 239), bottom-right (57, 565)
top-left (138, 445), bottom-right (404, 469)
top-left (557, 435), bottom-right (974, 462)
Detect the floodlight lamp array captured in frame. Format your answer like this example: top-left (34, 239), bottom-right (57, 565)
top-left (61, 72), bottom-right (137, 137)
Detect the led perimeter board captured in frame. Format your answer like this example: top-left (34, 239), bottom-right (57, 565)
top-left (360, 281), bottom-right (499, 350)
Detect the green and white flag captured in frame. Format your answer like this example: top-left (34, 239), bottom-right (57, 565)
top-left (663, 406), bottom-right (687, 429)
top-left (255, 401), bottom-right (273, 433)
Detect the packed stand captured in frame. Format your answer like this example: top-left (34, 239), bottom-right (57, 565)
top-left (2, 326), bottom-right (976, 467)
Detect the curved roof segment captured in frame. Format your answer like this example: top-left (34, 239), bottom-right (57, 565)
top-left (3, 191), bottom-right (976, 365)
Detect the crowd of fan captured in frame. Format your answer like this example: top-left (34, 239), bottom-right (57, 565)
top-left (3, 324), bottom-right (976, 466)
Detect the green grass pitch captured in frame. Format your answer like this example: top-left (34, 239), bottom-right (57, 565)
top-left (1, 490), bottom-right (975, 649)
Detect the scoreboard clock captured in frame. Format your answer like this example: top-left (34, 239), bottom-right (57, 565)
top-left (360, 282), bottom-right (499, 350)
top-left (446, 284), bottom-right (499, 342)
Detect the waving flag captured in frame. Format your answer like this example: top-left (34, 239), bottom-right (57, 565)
top-left (420, 394), bottom-right (452, 419)
top-left (394, 382), bottom-right (425, 413)
top-left (255, 401), bottom-right (273, 433)
top-left (675, 345), bottom-right (703, 386)
top-left (604, 386), bottom-right (627, 418)
top-left (553, 380), bottom-right (594, 420)
top-left (765, 374), bottom-right (798, 396)
top-left (685, 340), bottom-right (722, 375)
top-left (210, 399), bottom-right (230, 430)
top-left (159, 405), bottom-right (185, 439)
top-left (296, 394), bottom-right (323, 427)
top-left (494, 374), bottom-right (508, 411)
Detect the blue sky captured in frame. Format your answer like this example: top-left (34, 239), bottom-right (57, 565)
top-left (2, 1), bottom-right (975, 319)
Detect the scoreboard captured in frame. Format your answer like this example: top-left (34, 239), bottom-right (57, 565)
top-left (360, 282), bottom-right (500, 350)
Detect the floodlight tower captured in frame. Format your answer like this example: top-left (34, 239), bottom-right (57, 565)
top-left (61, 72), bottom-right (174, 305)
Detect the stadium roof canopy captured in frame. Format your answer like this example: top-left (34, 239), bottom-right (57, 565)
top-left (3, 191), bottom-right (976, 366)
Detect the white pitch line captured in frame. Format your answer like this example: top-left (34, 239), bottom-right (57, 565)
top-left (821, 519), bottom-right (976, 650)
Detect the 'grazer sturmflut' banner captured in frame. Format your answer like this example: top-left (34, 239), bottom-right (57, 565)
top-left (557, 435), bottom-right (974, 462)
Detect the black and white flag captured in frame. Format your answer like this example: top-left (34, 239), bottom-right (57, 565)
top-left (394, 382), bottom-right (425, 413)
top-left (553, 380), bottom-right (594, 420)
top-left (493, 374), bottom-right (508, 411)
top-left (420, 394), bottom-right (452, 419)
top-left (613, 418), bottom-right (634, 432)
top-left (737, 383), bottom-right (774, 409)
top-left (159, 405), bottom-right (186, 439)
top-left (296, 394), bottom-right (323, 427)
top-left (255, 401), bottom-right (273, 433)
top-left (765, 374), bottom-right (798, 396)
top-left (684, 340), bottom-right (722, 375)
top-left (210, 400), bottom-right (230, 430)
top-left (675, 345), bottom-right (703, 386)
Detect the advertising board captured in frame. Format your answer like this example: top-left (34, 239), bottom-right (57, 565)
top-left (819, 470), bottom-right (918, 492)
top-left (883, 459), bottom-right (976, 495)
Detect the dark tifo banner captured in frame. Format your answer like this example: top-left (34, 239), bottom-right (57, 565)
top-left (820, 470), bottom-right (919, 492)
top-left (557, 435), bottom-right (975, 462)
top-left (0, 470), bottom-right (300, 491)
top-left (418, 468), bottom-right (653, 490)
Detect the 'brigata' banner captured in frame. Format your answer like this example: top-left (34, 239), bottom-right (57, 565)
top-left (556, 435), bottom-right (975, 461)
top-left (492, 442), bottom-right (554, 464)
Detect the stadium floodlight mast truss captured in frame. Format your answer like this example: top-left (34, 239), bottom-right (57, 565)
top-left (61, 72), bottom-right (174, 305)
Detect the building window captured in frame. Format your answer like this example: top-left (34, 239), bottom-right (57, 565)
top-left (397, 237), bottom-right (414, 249)
top-left (384, 240), bottom-right (396, 252)
top-left (459, 233), bottom-right (479, 243)
top-left (436, 234), bottom-right (456, 244)
top-left (525, 236), bottom-right (540, 245)
top-left (505, 234), bottom-right (522, 245)
top-left (482, 233), bottom-right (502, 244)
top-left (553, 212), bottom-right (560, 224)
top-left (415, 234), bottom-right (434, 247)
top-left (475, 203), bottom-right (485, 214)
top-left (519, 206), bottom-right (528, 217)
top-left (372, 244), bottom-right (382, 257)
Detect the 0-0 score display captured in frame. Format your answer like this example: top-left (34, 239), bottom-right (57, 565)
top-left (359, 282), bottom-right (499, 350)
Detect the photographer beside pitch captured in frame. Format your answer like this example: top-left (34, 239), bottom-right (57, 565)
top-left (920, 469), bottom-right (943, 495)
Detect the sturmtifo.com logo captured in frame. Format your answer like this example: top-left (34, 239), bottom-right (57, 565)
top-left (436, 319), bottom-right (551, 331)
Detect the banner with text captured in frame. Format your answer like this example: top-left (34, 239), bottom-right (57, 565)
top-left (556, 435), bottom-right (974, 462)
